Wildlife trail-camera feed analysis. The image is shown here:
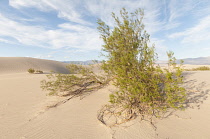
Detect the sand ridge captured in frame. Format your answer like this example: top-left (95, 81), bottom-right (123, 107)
top-left (0, 57), bottom-right (69, 74)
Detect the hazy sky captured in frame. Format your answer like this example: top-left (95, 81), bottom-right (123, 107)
top-left (0, 0), bottom-right (210, 61)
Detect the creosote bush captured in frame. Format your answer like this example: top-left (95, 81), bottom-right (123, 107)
top-left (40, 8), bottom-right (186, 127)
top-left (28, 68), bottom-right (35, 73)
top-left (28, 68), bottom-right (43, 74)
top-left (36, 70), bottom-right (44, 74)
top-left (97, 8), bottom-right (186, 126)
top-left (41, 64), bottom-right (109, 96)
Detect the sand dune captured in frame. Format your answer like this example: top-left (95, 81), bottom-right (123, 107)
top-left (0, 57), bottom-right (69, 74)
top-left (0, 58), bottom-right (210, 139)
top-left (0, 72), bottom-right (112, 139)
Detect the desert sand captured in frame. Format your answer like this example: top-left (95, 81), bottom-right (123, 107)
top-left (0, 57), bottom-right (210, 139)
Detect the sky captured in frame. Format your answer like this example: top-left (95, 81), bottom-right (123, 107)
top-left (0, 0), bottom-right (210, 61)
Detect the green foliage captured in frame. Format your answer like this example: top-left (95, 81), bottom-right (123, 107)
top-left (28, 68), bottom-right (35, 73)
top-left (97, 8), bottom-right (186, 125)
top-left (185, 66), bottom-right (210, 71)
top-left (41, 64), bottom-right (109, 96)
top-left (36, 70), bottom-right (44, 74)
top-left (28, 68), bottom-right (43, 74)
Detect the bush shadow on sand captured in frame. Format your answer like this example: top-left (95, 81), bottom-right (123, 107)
top-left (161, 71), bottom-right (210, 119)
top-left (182, 71), bottom-right (209, 109)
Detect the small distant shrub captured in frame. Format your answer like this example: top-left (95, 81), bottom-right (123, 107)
top-left (186, 66), bottom-right (210, 71)
top-left (28, 68), bottom-right (44, 74)
top-left (28, 68), bottom-right (35, 73)
top-left (36, 70), bottom-right (44, 74)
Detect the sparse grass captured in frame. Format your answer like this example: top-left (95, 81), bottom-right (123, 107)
top-left (185, 66), bottom-right (210, 71)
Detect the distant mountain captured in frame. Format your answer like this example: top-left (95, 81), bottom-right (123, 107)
top-left (157, 56), bottom-right (210, 65)
top-left (180, 56), bottom-right (210, 65)
top-left (62, 60), bottom-right (101, 65)
top-left (62, 56), bottom-right (210, 65)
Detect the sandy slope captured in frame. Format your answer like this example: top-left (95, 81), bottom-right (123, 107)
top-left (0, 57), bottom-right (69, 74)
top-left (0, 60), bottom-right (210, 139)
top-left (0, 72), bottom-right (112, 139)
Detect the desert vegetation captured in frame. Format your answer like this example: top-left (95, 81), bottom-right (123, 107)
top-left (36, 70), bottom-right (44, 73)
top-left (28, 68), bottom-right (43, 74)
top-left (28, 68), bottom-right (35, 73)
top-left (41, 8), bottom-right (186, 126)
top-left (97, 8), bottom-right (186, 126)
top-left (185, 66), bottom-right (210, 71)
top-left (41, 64), bottom-right (109, 97)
